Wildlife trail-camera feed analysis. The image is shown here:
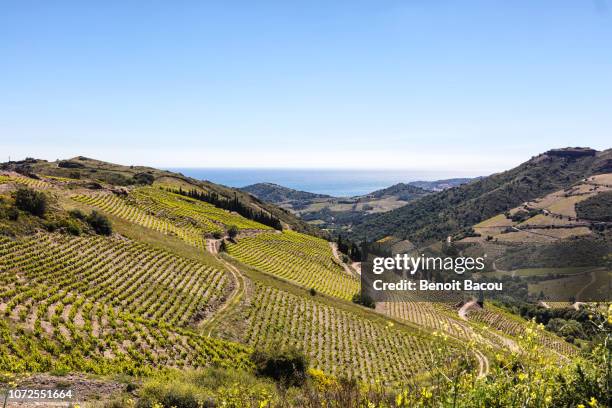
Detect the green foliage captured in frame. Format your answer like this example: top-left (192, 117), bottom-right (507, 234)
top-left (576, 191), bottom-right (612, 222)
top-left (69, 208), bottom-right (86, 220)
top-left (133, 172), bottom-right (155, 185)
top-left (349, 152), bottom-right (605, 244)
top-left (251, 346), bottom-right (308, 387)
top-left (498, 236), bottom-right (610, 269)
top-left (12, 188), bottom-right (47, 217)
top-left (227, 225), bottom-right (239, 240)
top-left (86, 211), bottom-right (113, 235)
top-left (352, 292), bottom-right (375, 309)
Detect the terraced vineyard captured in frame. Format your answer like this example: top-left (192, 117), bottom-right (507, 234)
top-left (381, 301), bottom-right (473, 339)
top-left (227, 231), bottom-right (360, 300)
top-left (466, 304), bottom-right (578, 356)
top-left (0, 173), bottom-right (51, 189)
top-left (132, 187), bottom-right (271, 231)
top-left (72, 193), bottom-right (208, 249)
top-left (0, 234), bottom-right (251, 374)
top-left (242, 283), bottom-right (439, 382)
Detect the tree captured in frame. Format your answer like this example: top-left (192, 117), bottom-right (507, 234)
top-left (86, 211), bottom-right (112, 235)
top-left (251, 347), bottom-right (308, 387)
top-left (228, 225), bottom-right (239, 240)
top-left (13, 188), bottom-right (47, 217)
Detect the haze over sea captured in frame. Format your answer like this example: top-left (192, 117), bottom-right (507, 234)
top-left (169, 168), bottom-right (481, 197)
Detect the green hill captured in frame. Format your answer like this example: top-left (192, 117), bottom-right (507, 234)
top-left (349, 147), bottom-right (612, 245)
top-left (241, 182), bottom-right (332, 202)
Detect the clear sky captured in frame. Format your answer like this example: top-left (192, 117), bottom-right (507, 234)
top-left (1, 1), bottom-right (611, 172)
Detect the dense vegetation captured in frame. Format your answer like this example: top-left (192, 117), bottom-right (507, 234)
top-left (171, 187), bottom-right (283, 230)
top-left (576, 190), bottom-right (612, 222)
top-left (497, 235), bottom-right (611, 269)
top-left (241, 182), bottom-right (331, 202)
top-left (349, 149), bottom-right (610, 244)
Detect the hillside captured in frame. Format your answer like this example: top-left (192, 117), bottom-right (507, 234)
top-left (1, 156), bottom-right (323, 238)
top-left (241, 182), bottom-right (332, 202)
top-left (349, 147), bottom-right (612, 245)
top-left (0, 157), bottom-right (600, 407)
top-left (242, 181), bottom-right (430, 233)
top-left (408, 177), bottom-right (478, 191)
top-left (365, 183), bottom-right (429, 200)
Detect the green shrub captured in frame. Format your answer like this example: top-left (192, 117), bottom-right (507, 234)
top-left (69, 209), bottom-right (86, 220)
top-left (6, 206), bottom-right (19, 221)
top-left (250, 346), bottom-right (308, 387)
top-left (227, 225), bottom-right (239, 240)
top-left (352, 292), bottom-right (375, 309)
top-left (13, 188), bottom-right (47, 217)
top-left (133, 172), bottom-right (155, 185)
top-left (87, 211), bottom-right (113, 235)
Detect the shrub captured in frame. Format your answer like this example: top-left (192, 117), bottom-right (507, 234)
top-left (309, 287), bottom-right (316, 296)
top-left (87, 211), bottom-right (113, 235)
top-left (251, 347), bottom-right (308, 387)
top-left (227, 225), bottom-right (239, 240)
top-left (69, 209), bottom-right (86, 220)
top-left (133, 172), bottom-right (155, 185)
top-left (352, 292), bottom-right (375, 309)
top-left (6, 206), bottom-right (19, 221)
top-left (13, 188), bottom-right (47, 217)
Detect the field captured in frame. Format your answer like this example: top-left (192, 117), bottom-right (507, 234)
top-left (0, 162), bottom-right (595, 407)
top-left (0, 233), bottom-right (251, 374)
top-left (226, 231), bottom-right (360, 300)
top-left (240, 283), bottom-right (439, 382)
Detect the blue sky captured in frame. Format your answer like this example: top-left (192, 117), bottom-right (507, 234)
top-left (1, 1), bottom-right (611, 172)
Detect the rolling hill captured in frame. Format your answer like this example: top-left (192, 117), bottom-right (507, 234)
top-left (241, 181), bottom-right (430, 233)
top-left (349, 147), bottom-right (612, 245)
top-left (0, 156), bottom-right (603, 407)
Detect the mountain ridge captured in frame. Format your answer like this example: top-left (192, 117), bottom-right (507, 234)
top-left (348, 147), bottom-right (612, 245)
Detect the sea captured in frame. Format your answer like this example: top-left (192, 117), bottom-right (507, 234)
top-left (167, 168), bottom-right (473, 197)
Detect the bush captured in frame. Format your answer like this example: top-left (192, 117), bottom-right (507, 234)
top-left (352, 292), bottom-right (375, 309)
top-left (58, 218), bottom-right (81, 236)
top-left (6, 206), bottom-right (19, 221)
top-left (133, 172), bottom-right (155, 185)
top-left (69, 209), bottom-right (86, 220)
top-left (227, 225), bottom-right (239, 240)
top-left (309, 287), bottom-right (316, 296)
top-left (251, 347), bottom-right (308, 387)
top-left (13, 188), bottom-right (47, 217)
top-left (87, 211), bottom-right (113, 235)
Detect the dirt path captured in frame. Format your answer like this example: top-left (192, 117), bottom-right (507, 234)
top-left (473, 349), bottom-right (489, 378)
top-left (329, 242), bottom-right (356, 277)
top-left (200, 241), bottom-right (245, 337)
top-left (206, 238), bottom-right (221, 254)
top-left (458, 300), bottom-right (479, 320)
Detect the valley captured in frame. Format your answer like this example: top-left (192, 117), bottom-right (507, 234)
top-left (0, 150), bottom-right (609, 407)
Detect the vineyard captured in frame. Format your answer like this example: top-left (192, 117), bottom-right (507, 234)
top-left (226, 231), bottom-right (360, 300)
top-left (0, 233), bottom-right (252, 374)
top-left (0, 173), bottom-right (51, 189)
top-left (241, 283), bottom-right (442, 382)
top-left (131, 188), bottom-right (271, 231)
top-left (72, 193), bottom-right (209, 249)
top-left (0, 159), bottom-right (591, 405)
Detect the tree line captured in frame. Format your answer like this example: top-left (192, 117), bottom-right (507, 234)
top-left (170, 187), bottom-right (283, 230)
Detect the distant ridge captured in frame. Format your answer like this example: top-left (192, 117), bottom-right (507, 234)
top-left (348, 147), bottom-right (612, 245)
top-left (364, 183), bottom-right (429, 200)
top-left (241, 182), bottom-right (331, 203)
top-left (408, 178), bottom-right (479, 192)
